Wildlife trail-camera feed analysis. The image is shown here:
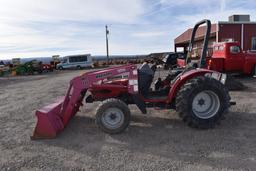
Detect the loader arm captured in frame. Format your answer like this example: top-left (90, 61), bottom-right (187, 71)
top-left (32, 64), bottom-right (138, 139)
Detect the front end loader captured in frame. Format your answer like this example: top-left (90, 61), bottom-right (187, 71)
top-left (31, 65), bottom-right (138, 139)
top-left (32, 20), bottom-right (235, 139)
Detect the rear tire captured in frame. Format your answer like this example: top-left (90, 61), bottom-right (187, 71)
top-left (176, 76), bottom-right (230, 129)
top-left (96, 98), bottom-right (131, 134)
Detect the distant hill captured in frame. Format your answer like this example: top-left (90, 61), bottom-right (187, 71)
top-left (1, 55), bottom-right (148, 64)
top-left (1, 57), bottom-right (52, 64)
top-left (93, 55), bottom-right (148, 61)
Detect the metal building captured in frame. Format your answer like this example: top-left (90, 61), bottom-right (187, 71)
top-left (174, 15), bottom-right (256, 57)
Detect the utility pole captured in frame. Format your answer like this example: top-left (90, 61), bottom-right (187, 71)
top-left (105, 25), bottom-right (109, 65)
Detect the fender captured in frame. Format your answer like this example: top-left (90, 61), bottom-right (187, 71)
top-left (167, 69), bottom-right (220, 103)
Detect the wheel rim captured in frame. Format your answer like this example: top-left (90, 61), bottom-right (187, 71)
top-left (192, 90), bottom-right (220, 119)
top-left (101, 108), bottom-right (124, 129)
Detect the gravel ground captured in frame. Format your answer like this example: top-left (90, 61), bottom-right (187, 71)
top-left (0, 69), bottom-right (256, 171)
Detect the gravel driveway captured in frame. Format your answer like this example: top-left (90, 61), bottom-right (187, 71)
top-left (0, 70), bottom-right (256, 171)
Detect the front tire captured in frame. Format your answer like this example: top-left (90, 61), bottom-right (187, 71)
top-left (96, 98), bottom-right (131, 134)
top-left (176, 76), bottom-right (230, 129)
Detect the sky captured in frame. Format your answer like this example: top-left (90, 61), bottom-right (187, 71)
top-left (0, 0), bottom-right (255, 59)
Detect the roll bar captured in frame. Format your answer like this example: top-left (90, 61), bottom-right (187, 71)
top-left (186, 19), bottom-right (211, 68)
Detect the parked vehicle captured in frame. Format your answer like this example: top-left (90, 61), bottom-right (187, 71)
top-left (57, 54), bottom-right (93, 70)
top-left (42, 64), bottom-right (54, 72)
top-left (177, 42), bottom-right (256, 76)
top-left (15, 60), bottom-right (43, 75)
top-left (51, 55), bottom-right (61, 69)
top-left (12, 58), bottom-right (21, 66)
top-left (0, 63), bottom-right (10, 77)
top-left (162, 52), bottom-right (186, 69)
top-left (208, 42), bottom-right (256, 75)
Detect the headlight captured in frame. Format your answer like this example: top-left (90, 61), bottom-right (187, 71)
top-left (220, 73), bottom-right (227, 84)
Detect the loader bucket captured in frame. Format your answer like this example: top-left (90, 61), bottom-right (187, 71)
top-left (31, 97), bottom-right (65, 140)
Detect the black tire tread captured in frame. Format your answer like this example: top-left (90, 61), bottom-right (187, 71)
top-left (96, 98), bottom-right (131, 134)
top-left (176, 76), bottom-right (231, 129)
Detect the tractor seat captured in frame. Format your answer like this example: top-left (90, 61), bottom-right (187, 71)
top-left (137, 69), bottom-right (154, 97)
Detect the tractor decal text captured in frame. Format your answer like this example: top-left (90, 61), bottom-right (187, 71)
top-left (96, 72), bottom-right (112, 78)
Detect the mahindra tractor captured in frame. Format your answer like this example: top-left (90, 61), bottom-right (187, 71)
top-left (32, 20), bottom-right (234, 139)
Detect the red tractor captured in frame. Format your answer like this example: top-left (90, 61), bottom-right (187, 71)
top-left (42, 64), bottom-right (54, 72)
top-left (32, 20), bottom-right (234, 139)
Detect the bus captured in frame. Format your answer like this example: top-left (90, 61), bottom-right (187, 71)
top-left (57, 54), bottom-right (93, 70)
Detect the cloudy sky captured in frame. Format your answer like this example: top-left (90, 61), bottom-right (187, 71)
top-left (0, 0), bottom-right (255, 59)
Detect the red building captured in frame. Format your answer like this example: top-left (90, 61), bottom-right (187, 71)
top-left (175, 15), bottom-right (256, 57)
